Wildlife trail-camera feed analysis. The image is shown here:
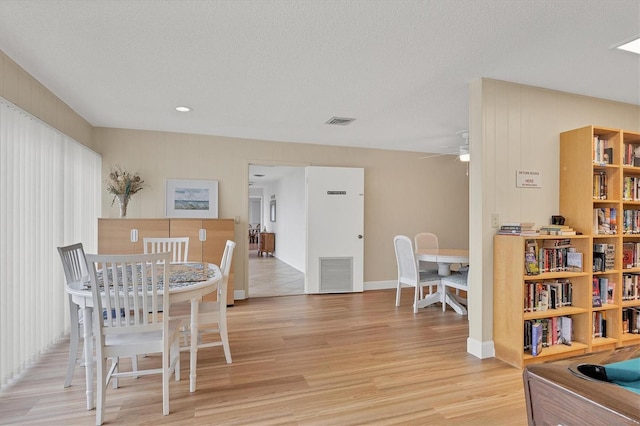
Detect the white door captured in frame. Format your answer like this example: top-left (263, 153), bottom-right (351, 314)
top-left (305, 166), bottom-right (364, 293)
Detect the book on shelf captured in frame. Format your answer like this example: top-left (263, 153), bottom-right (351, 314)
top-left (623, 242), bottom-right (635, 269)
top-left (498, 222), bottom-right (536, 236)
top-left (566, 252), bottom-right (583, 272)
top-left (558, 316), bottom-right (573, 345)
top-left (539, 225), bottom-right (576, 236)
top-left (531, 322), bottom-right (543, 356)
top-left (524, 239), bottom-right (539, 275)
top-left (593, 243), bottom-right (607, 272)
top-left (592, 277), bottom-right (602, 307)
top-left (593, 207), bottom-right (617, 235)
top-left (593, 171), bottom-right (608, 200)
top-left (592, 311), bottom-right (606, 338)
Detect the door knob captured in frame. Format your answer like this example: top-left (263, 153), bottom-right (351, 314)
top-left (358, 234), bottom-right (363, 239)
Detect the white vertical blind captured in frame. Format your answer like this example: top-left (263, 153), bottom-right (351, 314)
top-left (0, 98), bottom-right (101, 388)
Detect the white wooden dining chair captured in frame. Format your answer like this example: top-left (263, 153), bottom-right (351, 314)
top-left (394, 235), bottom-right (441, 314)
top-left (57, 243), bottom-right (89, 388)
top-left (144, 237), bottom-right (190, 262)
top-left (441, 268), bottom-right (469, 315)
top-left (168, 240), bottom-right (235, 390)
top-left (414, 232), bottom-right (440, 295)
top-left (86, 251), bottom-right (181, 425)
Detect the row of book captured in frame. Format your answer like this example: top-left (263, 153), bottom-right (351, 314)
top-left (622, 307), bottom-right (640, 334)
top-left (593, 171), bottom-right (608, 200)
top-left (622, 176), bottom-right (640, 201)
top-left (593, 136), bottom-right (613, 165)
top-left (593, 243), bottom-right (615, 272)
top-left (622, 143), bottom-right (640, 167)
top-left (524, 239), bottom-right (582, 275)
top-left (593, 207), bottom-right (617, 235)
top-left (524, 280), bottom-right (573, 313)
top-left (622, 242), bottom-right (640, 269)
top-left (592, 277), bottom-right (615, 307)
top-left (621, 209), bottom-right (640, 234)
top-left (524, 316), bottom-right (573, 356)
top-left (592, 311), bottom-right (607, 338)
top-left (622, 273), bottom-right (640, 300)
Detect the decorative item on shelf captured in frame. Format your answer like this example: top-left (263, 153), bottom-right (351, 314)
top-left (106, 166), bottom-right (145, 218)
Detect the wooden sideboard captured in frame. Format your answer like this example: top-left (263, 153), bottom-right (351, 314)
top-left (258, 232), bottom-right (275, 257)
top-left (98, 218), bottom-right (235, 304)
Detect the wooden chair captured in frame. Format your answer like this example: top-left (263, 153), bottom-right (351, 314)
top-left (86, 251), bottom-right (181, 425)
top-left (414, 232), bottom-right (440, 295)
top-left (394, 235), bottom-right (441, 314)
top-left (143, 237), bottom-right (190, 262)
top-left (57, 243), bottom-right (89, 388)
top-left (168, 240), bottom-right (235, 391)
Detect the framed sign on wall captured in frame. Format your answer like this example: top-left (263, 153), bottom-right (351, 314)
top-left (166, 179), bottom-right (218, 218)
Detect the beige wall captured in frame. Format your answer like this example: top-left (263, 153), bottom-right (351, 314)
top-left (0, 50), bottom-right (94, 149)
top-left (468, 78), bottom-right (640, 358)
top-left (93, 127), bottom-right (470, 295)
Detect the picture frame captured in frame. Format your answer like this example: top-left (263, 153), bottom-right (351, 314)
top-left (270, 199), bottom-right (276, 222)
top-left (165, 179), bottom-right (218, 218)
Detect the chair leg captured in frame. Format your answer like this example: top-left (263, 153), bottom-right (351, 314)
top-left (220, 319), bottom-right (232, 364)
top-left (64, 306), bottom-right (81, 388)
top-left (131, 355), bottom-right (138, 378)
top-left (413, 285), bottom-right (419, 314)
top-left (96, 356), bottom-right (107, 425)
top-left (442, 285), bottom-right (447, 312)
top-left (395, 280), bottom-right (402, 307)
top-left (163, 342), bottom-right (170, 415)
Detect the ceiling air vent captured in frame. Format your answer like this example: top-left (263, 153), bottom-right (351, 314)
top-left (326, 116), bottom-right (355, 126)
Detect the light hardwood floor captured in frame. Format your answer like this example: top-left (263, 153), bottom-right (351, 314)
top-left (0, 290), bottom-right (527, 425)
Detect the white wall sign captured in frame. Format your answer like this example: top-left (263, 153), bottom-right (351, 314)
top-left (516, 170), bottom-right (542, 188)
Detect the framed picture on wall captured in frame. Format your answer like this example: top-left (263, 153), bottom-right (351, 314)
top-left (270, 199), bottom-right (276, 222)
top-left (166, 179), bottom-right (218, 218)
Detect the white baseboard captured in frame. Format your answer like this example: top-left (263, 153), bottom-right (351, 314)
top-left (235, 280), bottom-right (396, 301)
top-left (467, 337), bottom-right (495, 359)
top-left (364, 280), bottom-right (396, 291)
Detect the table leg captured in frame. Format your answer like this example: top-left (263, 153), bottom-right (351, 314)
top-left (416, 291), bottom-right (442, 309)
top-left (438, 263), bottom-right (452, 276)
top-left (445, 292), bottom-right (468, 315)
top-left (82, 306), bottom-right (95, 410)
top-left (189, 298), bottom-right (199, 392)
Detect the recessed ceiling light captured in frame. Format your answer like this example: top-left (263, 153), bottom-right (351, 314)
top-left (175, 106), bottom-right (191, 112)
top-left (616, 37), bottom-right (640, 55)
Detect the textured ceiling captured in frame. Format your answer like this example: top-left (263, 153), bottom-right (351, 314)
top-left (0, 0), bottom-right (638, 154)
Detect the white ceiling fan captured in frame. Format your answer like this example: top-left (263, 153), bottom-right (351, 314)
top-left (419, 130), bottom-right (470, 162)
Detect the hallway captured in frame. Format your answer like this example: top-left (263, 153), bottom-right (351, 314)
top-left (248, 248), bottom-right (304, 297)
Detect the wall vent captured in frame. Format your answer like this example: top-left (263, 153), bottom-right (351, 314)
top-left (319, 257), bottom-right (353, 293)
top-left (325, 116), bottom-right (356, 126)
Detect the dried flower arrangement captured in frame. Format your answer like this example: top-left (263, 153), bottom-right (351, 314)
top-left (106, 166), bottom-right (145, 217)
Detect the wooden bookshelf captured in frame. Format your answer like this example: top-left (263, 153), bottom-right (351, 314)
top-left (494, 126), bottom-right (640, 368)
top-left (494, 235), bottom-right (591, 368)
top-left (560, 126), bottom-right (640, 351)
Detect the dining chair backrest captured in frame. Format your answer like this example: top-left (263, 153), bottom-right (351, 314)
top-left (218, 240), bottom-right (236, 307)
top-left (144, 237), bottom-right (189, 263)
top-left (414, 232), bottom-right (439, 251)
top-left (394, 235), bottom-right (419, 286)
top-left (57, 242), bottom-right (89, 387)
top-left (58, 242), bottom-right (89, 285)
top-left (86, 251), bottom-right (171, 333)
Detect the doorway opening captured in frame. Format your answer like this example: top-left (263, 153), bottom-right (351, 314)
top-left (248, 164), bottom-right (305, 298)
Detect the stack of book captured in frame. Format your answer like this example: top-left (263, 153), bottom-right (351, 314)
top-left (539, 225), bottom-right (576, 235)
top-left (498, 222), bottom-right (536, 236)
